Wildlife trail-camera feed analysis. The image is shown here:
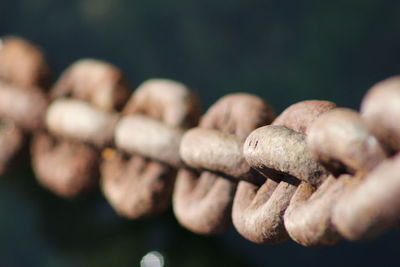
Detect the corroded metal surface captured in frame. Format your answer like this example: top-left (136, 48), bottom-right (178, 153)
top-left (2, 36), bottom-right (400, 247)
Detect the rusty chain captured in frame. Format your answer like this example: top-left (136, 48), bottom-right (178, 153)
top-left (1, 36), bottom-right (400, 247)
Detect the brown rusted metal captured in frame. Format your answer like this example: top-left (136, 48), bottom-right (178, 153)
top-left (50, 59), bottom-right (129, 111)
top-left (180, 128), bottom-right (253, 181)
top-left (303, 101), bottom-right (395, 244)
top-left (101, 151), bottom-right (175, 217)
top-left (234, 100), bottom-right (335, 245)
top-left (361, 76), bottom-right (400, 153)
top-left (0, 81), bottom-right (48, 131)
top-left (45, 99), bottom-right (118, 147)
top-left (323, 78), bottom-right (400, 241)
top-left (274, 101), bottom-right (388, 247)
top-left (0, 36), bottom-right (49, 88)
top-left (244, 125), bottom-right (327, 186)
top-left (0, 37), bottom-right (49, 175)
top-left (101, 79), bottom-right (200, 218)
top-left (233, 177), bottom-right (298, 244)
top-left (31, 132), bottom-right (99, 197)
top-left (332, 154), bottom-right (400, 241)
top-left (122, 79), bottom-right (200, 128)
top-left (307, 108), bottom-right (387, 176)
top-left (114, 114), bottom-right (184, 167)
top-left (173, 93), bottom-right (274, 235)
top-left (284, 175), bottom-right (349, 247)
top-left (0, 82), bottom-right (47, 174)
top-left (272, 100), bottom-right (337, 135)
top-left (31, 59), bottom-right (128, 197)
top-left (2, 37), bottom-right (400, 247)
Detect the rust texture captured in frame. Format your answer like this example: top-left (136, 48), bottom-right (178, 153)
top-left (332, 154), bottom-right (400, 240)
top-left (3, 36), bottom-right (400, 247)
top-left (326, 77), bottom-right (400, 241)
top-left (179, 128), bottom-right (252, 180)
top-left (304, 101), bottom-right (398, 242)
top-left (115, 114), bottom-right (184, 167)
top-left (272, 100), bottom-right (337, 135)
top-left (101, 79), bottom-right (200, 218)
top-left (307, 108), bottom-right (387, 176)
top-left (284, 175), bottom-right (348, 247)
top-left (283, 104), bottom-right (387, 247)
top-left (31, 59), bottom-right (128, 197)
top-left (244, 125), bottom-right (327, 186)
top-left (234, 100), bottom-right (335, 245)
top-left (173, 93), bottom-right (274, 234)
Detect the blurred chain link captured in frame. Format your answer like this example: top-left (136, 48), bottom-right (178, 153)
top-left (1, 36), bottom-right (400, 247)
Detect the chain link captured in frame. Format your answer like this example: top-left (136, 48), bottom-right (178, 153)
top-left (1, 36), bottom-right (400, 246)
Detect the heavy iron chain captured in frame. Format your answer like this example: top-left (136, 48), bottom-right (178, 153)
top-left (1, 36), bottom-right (400, 247)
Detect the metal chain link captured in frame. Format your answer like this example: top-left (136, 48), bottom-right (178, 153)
top-left (1, 36), bottom-right (400, 247)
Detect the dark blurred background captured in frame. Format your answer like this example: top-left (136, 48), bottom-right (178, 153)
top-left (1, 0), bottom-right (400, 266)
